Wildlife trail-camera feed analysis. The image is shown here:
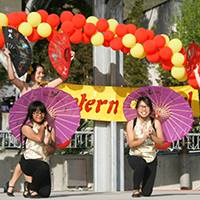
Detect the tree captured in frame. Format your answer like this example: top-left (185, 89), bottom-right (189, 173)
top-left (123, 0), bottom-right (150, 87)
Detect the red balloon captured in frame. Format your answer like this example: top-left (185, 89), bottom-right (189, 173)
top-left (146, 52), bottom-right (160, 63)
top-left (103, 40), bottom-right (110, 47)
top-left (70, 29), bottom-right (83, 44)
top-left (84, 23), bottom-right (97, 36)
top-left (121, 46), bottom-right (130, 54)
top-left (146, 29), bottom-right (155, 40)
top-left (143, 40), bottom-right (157, 54)
top-left (47, 30), bottom-right (57, 41)
top-left (0, 32), bottom-right (5, 48)
top-left (27, 28), bottom-right (41, 42)
top-left (115, 24), bottom-right (128, 37)
top-left (96, 18), bottom-right (109, 32)
top-left (161, 63), bottom-right (172, 71)
top-left (61, 21), bottom-right (75, 36)
top-left (153, 35), bottom-right (165, 48)
top-left (37, 9), bottom-right (48, 22)
top-left (60, 11), bottom-right (73, 23)
top-left (72, 14), bottom-right (86, 29)
top-left (155, 142), bottom-right (171, 150)
top-left (126, 24), bottom-right (137, 34)
top-left (57, 140), bottom-right (71, 149)
top-left (46, 14), bottom-right (60, 28)
top-left (159, 47), bottom-right (173, 61)
top-left (103, 30), bottom-right (114, 41)
top-left (82, 33), bottom-right (90, 44)
top-left (135, 28), bottom-right (148, 43)
top-left (110, 38), bottom-right (123, 50)
top-left (7, 13), bottom-right (22, 28)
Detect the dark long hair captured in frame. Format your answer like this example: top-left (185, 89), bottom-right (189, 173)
top-left (135, 96), bottom-right (154, 114)
top-left (19, 101), bottom-right (47, 153)
top-left (26, 63), bottom-right (45, 83)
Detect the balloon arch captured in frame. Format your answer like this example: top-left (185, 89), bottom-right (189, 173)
top-left (0, 10), bottom-right (199, 89)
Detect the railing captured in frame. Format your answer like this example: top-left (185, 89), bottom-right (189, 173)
top-left (0, 130), bottom-right (94, 150)
top-left (0, 130), bottom-right (200, 153)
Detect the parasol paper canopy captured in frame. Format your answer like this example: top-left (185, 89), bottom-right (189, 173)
top-left (9, 87), bottom-right (80, 145)
top-left (123, 86), bottom-right (194, 142)
top-left (48, 32), bottom-right (71, 80)
top-left (2, 26), bottom-right (32, 77)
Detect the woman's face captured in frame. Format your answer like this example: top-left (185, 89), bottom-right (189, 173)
top-left (32, 66), bottom-right (45, 83)
top-left (137, 100), bottom-right (151, 118)
top-left (32, 108), bottom-right (45, 124)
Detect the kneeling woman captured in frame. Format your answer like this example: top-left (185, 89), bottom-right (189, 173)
top-left (19, 100), bottom-right (56, 198)
top-left (126, 96), bottom-right (164, 197)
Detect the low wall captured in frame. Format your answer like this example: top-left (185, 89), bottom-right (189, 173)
top-left (1, 150), bottom-right (200, 191)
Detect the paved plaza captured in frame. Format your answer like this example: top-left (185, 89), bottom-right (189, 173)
top-left (1, 190), bottom-right (200, 200)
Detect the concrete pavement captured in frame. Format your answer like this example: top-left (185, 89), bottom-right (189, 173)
top-left (1, 190), bottom-right (200, 200)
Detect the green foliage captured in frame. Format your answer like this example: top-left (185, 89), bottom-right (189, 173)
top-left (124, 0), bottom-right (149, 87)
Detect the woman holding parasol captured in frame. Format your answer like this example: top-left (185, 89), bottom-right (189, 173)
top-left (3, 47), bottom-right (74, 197)
top-left (126, 96), bottom-right (164, 197)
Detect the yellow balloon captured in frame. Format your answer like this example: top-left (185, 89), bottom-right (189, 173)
top-left (178, 73), bottom-right (188, 82)
top-left (130, 43), bottom-right (145, 58)
top-left (122, 34), bottom-right (136, 48)
top-left (18, 22), bottom-right (33, 36)
top-left (171, 66), bottom-right (186, 80)
top-left (37, 23), bottom-right (52, 38)
top-left (86, 16), bottom-right (98, 25)
top-left (0, 13), bottom-right (8, 30)
top-left (91, 32), bottom-right (104, 46)
top-left (161, 34), bottom-right (170, 45)
top-left (168, 38), bottom-right (182, 53)
top-left (107, 18), bottom-right (118, 33)
top-left (27, 12), bottom-right (42, 27)
top-left (171, 52), bottom-right (185, 67)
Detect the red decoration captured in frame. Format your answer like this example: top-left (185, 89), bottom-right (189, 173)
top-left (159, 47), bottom-right (173, 60)
top-left (61, 21), bottom-right (75, 36)
top-left (155, 142), bottom-right (171, 150)
top-left (48, 32), bottom-right (71, 79)
top-left (103, 40), bottom-right (110, 47)
top-left (161, 63), bottom-right (172, 71)
top-left (115, 24), bottom-right (128, 37)
top-left (103, 30), bottom-right (114, 41)
top-left (46, 14), bottom-right (60, 28)
top-left (37, 9), bottom-right (48, 22)
top-left (84, 23), bottom-right (97, 36)
top-left (126, 24), bottom-right (137, 34)
top-left (96, 18), bottom-right (109, 32)
top-left (0, 32), bottom-right (5, 48)
top-left (110, 38), bottom-right (123, 50)
top-left (27, 28), bottom-right (41, 42)
top-left (57, 139), bottom-right (71, 149)
top-left (146, 29), bottom-right (155, 40)
top-left (188, 78), bottom-right (199, 89)
top-left (60, 11), bottom-right (73, 23)
top-left (7, 13), bottom-right (22, 28)
top-left (143, 40), bottom-right (157, 54)
top-left (72, 14), bottom-right (86, 29)
top-left (146, 52), bottom-right (160, 63)
top-left (70, 29), bottom-right (83, 44)
top-left (82, 33), bottom-right (90, 44)
top-left (121, 46), bottom-right (130, 54)
top-left (135, 28), bottom-right (148, 43)
top-left (153, 35), bottom-right (165, 48)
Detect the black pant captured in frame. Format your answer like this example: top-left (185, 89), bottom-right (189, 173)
top-left (128, 155), bottom-right (157, 196)
top-left (19, 155), bottom-right (51, 197)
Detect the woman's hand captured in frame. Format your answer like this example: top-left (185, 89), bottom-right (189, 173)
top-left (2, 48), bottom-right (11, 60)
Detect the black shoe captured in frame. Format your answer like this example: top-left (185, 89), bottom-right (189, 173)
top-left (23, 181), bottom-right (30, 198)
top-left (5, 181), bottom-right (15, 197)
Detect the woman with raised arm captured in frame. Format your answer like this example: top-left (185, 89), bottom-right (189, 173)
top-left (3, 47), bottom-right (74, 197)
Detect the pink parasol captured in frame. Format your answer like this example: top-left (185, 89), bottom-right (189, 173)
top-left (9, 87), bottom-right (80, 145)
top-left (123, 86), bottom-right (194, 142)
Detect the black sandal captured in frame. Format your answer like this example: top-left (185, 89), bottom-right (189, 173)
top-left (131, 189), bottom-right (140, 198)
top-left (5, 181), bottom-right (15, 197)
top-left (29, 191), bottom-right (40, 198)
top-left (23, 181), bottom-right (30, 198)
